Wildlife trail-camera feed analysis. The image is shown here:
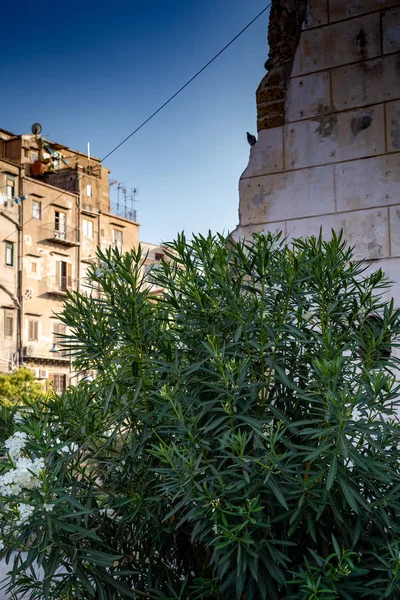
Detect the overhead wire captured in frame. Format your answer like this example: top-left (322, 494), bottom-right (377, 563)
top-left (1, 4), bottom-right (271, 242)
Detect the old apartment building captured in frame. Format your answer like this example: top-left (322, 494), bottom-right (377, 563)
top-left (0, 126), bottom-right (139, 390)
top-left (140, 242), bottom-right (169, 297)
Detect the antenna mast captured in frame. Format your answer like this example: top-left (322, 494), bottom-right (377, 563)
top-left (130, 188), bottom-right (139, 221)
top-left (111, 182), bottom-right (138, 221)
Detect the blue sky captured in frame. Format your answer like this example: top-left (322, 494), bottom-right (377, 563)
top-left (2, 1), bottom-right (269, 244)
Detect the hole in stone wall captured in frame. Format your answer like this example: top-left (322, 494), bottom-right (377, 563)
top-left (350, 114), bottom-right (372, 137)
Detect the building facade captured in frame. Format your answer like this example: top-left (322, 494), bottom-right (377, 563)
top-left (233, 0), bottom-right (400, 306)
top-left (140, 242), bottom-right (168, 297)
top-left (0, 127), bottom-right (139, 389)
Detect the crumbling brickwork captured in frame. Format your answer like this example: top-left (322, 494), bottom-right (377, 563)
top-left (256, 0), bottom-right (308, 131)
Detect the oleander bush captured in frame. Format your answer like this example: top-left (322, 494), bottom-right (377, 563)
top-left (1, 231), bottom-right (400, 600)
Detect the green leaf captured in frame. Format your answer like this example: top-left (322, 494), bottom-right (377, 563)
top-left (326, 455), bottom-right (337, 491)
top-left (267, 475), bottom-right (289, 510)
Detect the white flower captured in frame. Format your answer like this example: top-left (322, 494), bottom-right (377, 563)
top-left (13, 411), bottom-right (23, 424)
top-left (16, 503), bottom-right (35, 525)
top-left (0, 456), bottom-right (44, 496)
top-left (5, 431), bottom-right (28, 460)
top-left (0, 540), bottom-right (4, 551)
top-left (43, 503), bottom-right (55, 513)
top-left (60, 442), bottom-right (79, 454)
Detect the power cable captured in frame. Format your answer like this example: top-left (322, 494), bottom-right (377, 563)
top-left (1, 3), bottom-right (271, 241)
top-left (100, 4), bottom-right (271, 163)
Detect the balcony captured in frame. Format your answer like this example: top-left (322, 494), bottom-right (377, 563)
top-left (39, 224), bottom-right (80, 246)
top-left (39, 276), bottom-right (78, 297)
top-left (23, 345), bottom-right (70, 363)
top-left (0, 198), bottom-right (18, 213)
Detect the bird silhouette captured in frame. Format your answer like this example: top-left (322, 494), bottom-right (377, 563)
top-left (246, 132), bottom-right (257, 146)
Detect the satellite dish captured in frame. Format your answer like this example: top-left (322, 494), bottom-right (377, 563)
top-left (31, 123), bottom-right (42, 135)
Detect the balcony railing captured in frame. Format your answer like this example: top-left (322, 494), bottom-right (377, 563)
top-left (40, 224), bottom-right (80, 246)
top-left (0, 198), bottom-right (18, 213)
top-left (39, 276), bottom-right (78, 296)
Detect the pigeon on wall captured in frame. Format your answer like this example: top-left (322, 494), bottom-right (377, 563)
top-left (246, 132), bottom-right (257, 146)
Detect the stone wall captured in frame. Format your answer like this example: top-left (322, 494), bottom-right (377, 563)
top-left (234, 0), bottom-right (400, 305)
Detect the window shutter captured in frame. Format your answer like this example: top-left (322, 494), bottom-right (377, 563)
top-left (4, 311), bottom-right (13, 338)
top-left (67, 263), bottom-right (72, 289)
top-left (28, 320), bottom-right (39, 341)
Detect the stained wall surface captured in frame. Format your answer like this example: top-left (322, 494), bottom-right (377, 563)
top-left (234, 0), bottom-right (400, 305)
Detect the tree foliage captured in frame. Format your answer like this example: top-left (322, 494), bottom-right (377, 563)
top-left (2, 232), bottom-right (400, 600)
top-left (0, 368), bottom-right (43, 408)
top-left (0, 368), bottom-right (45, 444)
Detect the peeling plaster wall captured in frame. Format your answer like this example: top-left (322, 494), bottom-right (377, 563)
top-left (235, 0), bottom-right (400, 307)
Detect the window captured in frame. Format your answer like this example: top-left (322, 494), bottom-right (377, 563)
top-left (4, 310), bottom-right (13, 339)
top-left (32, 200), bottom-right (41, 219)
top-left (112, 229), bottom-right (123, 252)
top-left (6, 177), bottom-right (15, 200)
top-left (86, 184), bottom-right (92, 197)
top-left (53, 321), bottom-right (67, 345)
top-left (28, 319), bottom-right (39, 341)
top-left (54, 211), bottom-right (66, 239)
top-left (30, 261), bottom-right (37, 274)
top-left (30, 151), bottom-right (39, 164)
top-left (56, 260), bottom-right (72, 292)
top-left (82, 218), bottom-right (94, 238)
top-left (5, 242), bottom-right (14, 267)
top-left (155, 253), bottom-right (164, 261)
top-left (52, 373), bottom-right (67, 394)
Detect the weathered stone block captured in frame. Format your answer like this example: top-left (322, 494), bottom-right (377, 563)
top-left (335, 154), bottom-right (400, 212)
top-left (332, 55), bottom-right (400, 111)
top-left (258, 115), bottom-right (286, 129)
top-left (329, 0), bottom-right (399, 22)
top-left (241, 128), bottom-right (284, 178)
top-left (285, 104), bottom-right (384, 169)
top-left (286, 71), bottom-right (331, 122)
top-left (257, 101), bottom-right (285, 120)
top-left (365, 257), bottom-right (400, 308)
top-left (390, 206), bottom-right (400, 257)
top-left (382, 7), bottom-right (400, 54)
top-left (239, 165), bottom-right (335, 226)
top-left (292, 13), bottom-right (381, 75)
top-left (386, 100), bottom-right (400, 152)
top-left (231, 221), bottom-right (285, 242)
top-left (257, 87), bottom-right (285, 103)
top-left (286, 208), bottom-right (389, 260)
top-left (303, 0), bottom-right (328, 29)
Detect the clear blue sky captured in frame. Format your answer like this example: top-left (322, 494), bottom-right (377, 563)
top-left (2, 0), bottom-right (269, 244)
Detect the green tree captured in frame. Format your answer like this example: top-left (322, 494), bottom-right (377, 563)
top-left (1, 232), bottom-right (400, 600)
top-left (0, 368), bottom-right (43, 408)
top-left (0, 368), bottom-right (45, 444)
